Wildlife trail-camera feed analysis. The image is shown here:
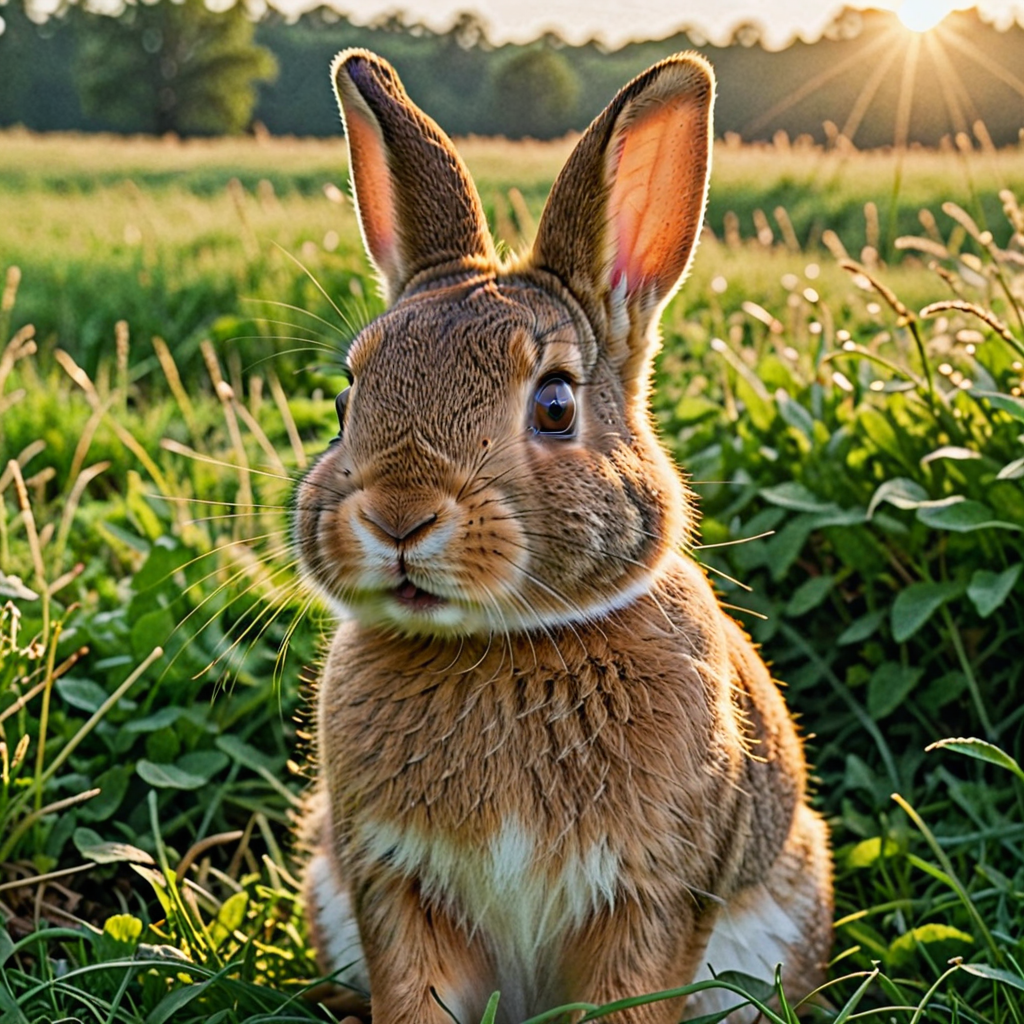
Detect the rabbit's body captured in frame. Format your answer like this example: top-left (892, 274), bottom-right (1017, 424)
top-left (296, 48), bottom-right (832, 1024)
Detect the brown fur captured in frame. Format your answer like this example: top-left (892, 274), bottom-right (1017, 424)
top-left (295, 48), bottom-right (832, 1024)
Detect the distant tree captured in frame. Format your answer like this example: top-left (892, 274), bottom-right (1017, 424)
top-left (490, 47), bottom-right (579, 140)
top-left (75, 0), bottom-right (276, 135)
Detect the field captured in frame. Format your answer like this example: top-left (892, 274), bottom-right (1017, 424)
top-left (2, 128), bottom-right (1024, 1022)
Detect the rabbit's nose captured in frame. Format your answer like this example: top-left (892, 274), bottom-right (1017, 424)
top-left (360, 507), bottom-right (438, 545)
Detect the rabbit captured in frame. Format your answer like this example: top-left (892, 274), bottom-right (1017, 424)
top-left (294, 47), bottom-right (833, 1024)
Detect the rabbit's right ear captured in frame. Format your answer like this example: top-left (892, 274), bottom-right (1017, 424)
top-left (332, 49), bottom-right (495, 302)
top-left (530, 54), bottom-right (714, 387)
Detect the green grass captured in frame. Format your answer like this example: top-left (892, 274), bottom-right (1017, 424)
top-left (4, 127), bottom-right (1024, 378)
top-left (2, 133), bottom-right (1024, 1021)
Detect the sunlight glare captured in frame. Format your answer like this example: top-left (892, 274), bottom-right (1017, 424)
top-left (897, 0), bottom-right (963, 33)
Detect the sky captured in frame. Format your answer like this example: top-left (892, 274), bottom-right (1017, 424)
top-left (264, 0), bottom-right (1024, 49)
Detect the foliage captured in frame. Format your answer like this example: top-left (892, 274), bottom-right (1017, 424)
top-left (1, 263), bottom-right (329, 1016)
top-left (74, 0), bottom-right (277, 135)
top-left (2, 129), bottom-right (1023, 385)
top-left (2, 137), bottom-right (1024, 1020)
top-left (654, 188), bottom-right (1024, 1018)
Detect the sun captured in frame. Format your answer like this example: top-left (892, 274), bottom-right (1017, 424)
top-left (897, 0), bottom-right (967, 33)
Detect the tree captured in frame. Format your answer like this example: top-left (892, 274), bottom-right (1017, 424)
top-left (75, 0), bottom-right (276, 135)
top-left (490, 47), bottom-right (580, 140)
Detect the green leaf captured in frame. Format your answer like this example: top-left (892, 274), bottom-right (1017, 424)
top-left (845, 836), bottom-right (899, 869)
top-left (670, 1012), bottom-right (736, 1024)
top-left (888, 923), bottom-right (973, 967)
top-left (210, 891), bottom-right (249, 952)
top-left (916, 497), bottom-right (1021, 532)
top-left (967, 564), bottom-right (1022, 618)
top-left (74, 827), bottom-right (155, 865)
top-left (775, 390), bottom-right (815, 439)
top-left (974, 390), bottom-right (1024, 422)
top-left (130, 608), bottom-right (175, 661)
top-left (130, 864), bottom-right (172, 915)
top-left (100, 521), bottom-right (151, 553)
top-left (176, 750), bottom-right (230, 782)
top-left (480, 992), bottom-right (502, 1024)
top-left (859, 407), bottom-right (900, 454)
top-left (759, 482), bottom-right (834, 513)
top-left (867, 477), bottom-right (928, 518)
top-left (926, 737), bottom-right (1024, 784)
top-left (920, 671), bottom-right (967, 708)
top-left (78, 765), bottom-right (131, 822)
top-left (920, 445), bottom-right (981, 464)
top-left (216, 734), bottom-right (281, 773)
top-left (96, 913), bottom-right (144, 962)
top-left (905, 853), bottom-right (957, 889)
top-left (867, 662), bottom-right (923, 719)
top-left (673, 395), bottom-right (719, 424)
top-left (891, 581), bottom-right (961, 642)
top-left (0, 926), bottom-right (14, 969)
top-left (712, 971), bottom-right (775, 1003)
top-left (137, 759), bottom-right (208, 790)
top-left (132, 539), bottom-right (190, 593)
top-left (997, 456), bottom-right (1024, 480)
top-left (785, 575), bottom-right (834, 617)
top-left (837, 609), bottom-right (885, 645)
top-left (55, 676), bottom-right (110, 713)
top-left (146, 978), bottom-right (214, 1024)
top-left (121, 706), bottom-right (209, 733)
top-left (959, 962), bottom-right (1024, 991)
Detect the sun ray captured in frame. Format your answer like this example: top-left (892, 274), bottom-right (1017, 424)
top-left (938, 23), bottom-right (1024, 102)
top-left (893, 30), bottom-right (923, 150)
top-left (839, 42), bottom-right (901, 145)
top-left (742, 28), bottom-right (898, 137)
top-left (924, 30), bottom-right (972, 137)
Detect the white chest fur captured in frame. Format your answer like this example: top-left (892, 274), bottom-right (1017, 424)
top-left (359, 816), bottom-right (620, 1005)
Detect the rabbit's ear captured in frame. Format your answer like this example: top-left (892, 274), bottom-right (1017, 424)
top-left (332, 49), bottom-right (495, 302)
top-left (531, 54), bottom-right (714, 378)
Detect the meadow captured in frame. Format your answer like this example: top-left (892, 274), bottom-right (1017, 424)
top-left (1, 128), bottom-right (1024, 1022)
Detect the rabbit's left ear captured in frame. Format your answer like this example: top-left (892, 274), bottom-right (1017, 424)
top-left (332, 49), bottom-right (495, 302)
top-left (530, 54), bottom-right (714, 381)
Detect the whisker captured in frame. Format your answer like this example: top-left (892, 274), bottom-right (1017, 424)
top-left (699, 561), bottom-right (753, 593)
top-left (242, 296), bottom-right (353, 342)
top-left (271, 241), bottom-right (363, 335)
top-left (693, 531), bottom-right (775, 550)
top-left (154, 494), bottom-right (291, 511)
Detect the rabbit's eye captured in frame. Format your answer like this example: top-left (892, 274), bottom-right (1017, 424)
top-left (532, 377), bottom-right (576, 437)
top-left (334, 387), bottom-right (351, 436)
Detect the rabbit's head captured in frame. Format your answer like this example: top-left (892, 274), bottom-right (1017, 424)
top-left (295, 49), bottom-right (714, 637)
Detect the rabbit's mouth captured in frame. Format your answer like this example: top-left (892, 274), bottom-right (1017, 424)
top-left (390, 579), bottom-right (447, 612)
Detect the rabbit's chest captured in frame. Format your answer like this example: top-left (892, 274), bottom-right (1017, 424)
top-left (356, 813), bottom-right (620, 957)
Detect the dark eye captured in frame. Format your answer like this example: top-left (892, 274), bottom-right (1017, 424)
top-left (532, 376), bottom-right (576, 437)
top-left (334, 387), bottom-right (350, 436)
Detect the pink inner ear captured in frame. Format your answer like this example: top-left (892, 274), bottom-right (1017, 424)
top-left (608, 97), bottom-right (706, 298)
top-left (346, 103), bottom-right (399, 280)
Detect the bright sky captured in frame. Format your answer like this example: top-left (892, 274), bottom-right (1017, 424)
top-left (267, 0), bottom-right (1024, 49)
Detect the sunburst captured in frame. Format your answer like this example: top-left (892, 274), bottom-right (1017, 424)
top-left (743, 8), bottom-right (1024, 151)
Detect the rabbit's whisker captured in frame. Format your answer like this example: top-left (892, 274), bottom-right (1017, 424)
top-left (243, 296), bottom-right (354, 343)
top-left (271, 241), bottom-right (365, 335)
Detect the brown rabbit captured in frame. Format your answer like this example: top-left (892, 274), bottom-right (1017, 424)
top-left (294, 48), bottom-right (832, 1024)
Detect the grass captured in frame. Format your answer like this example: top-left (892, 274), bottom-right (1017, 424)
top-left (2, 131), bottom-right (1024, 1021)
top-left (4, 126), bottom-right (1024, 378)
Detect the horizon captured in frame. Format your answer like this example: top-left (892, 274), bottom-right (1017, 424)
top-left (257, 0), bottom-right (1024, 49)
top-left (7, 0), bottom-right (1024, 48)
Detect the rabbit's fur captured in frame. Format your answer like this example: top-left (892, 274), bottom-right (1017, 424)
top-left (295, 48), bottom-right (833, 1024)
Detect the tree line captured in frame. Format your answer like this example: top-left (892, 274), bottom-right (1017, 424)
top-left (1, 0), bottom-right (1023, 146)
